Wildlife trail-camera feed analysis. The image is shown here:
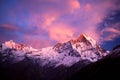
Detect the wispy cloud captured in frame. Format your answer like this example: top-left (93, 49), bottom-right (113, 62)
top-left (0, 0), bottom-right (120, 48)
top-left (99, 9), bottom-right (120, 42)
top-left (100, 23), bottom-right (120, 41)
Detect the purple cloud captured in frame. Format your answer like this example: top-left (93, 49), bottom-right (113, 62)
top-left (0, 0), bottom-right (120, 49)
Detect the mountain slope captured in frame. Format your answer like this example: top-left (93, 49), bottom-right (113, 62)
top-left (0, 34), bottom-right (108, 67)
top-left (0, 34), bottom-right (109, 80)
top-left (69, 44), bottom-right (120, 80)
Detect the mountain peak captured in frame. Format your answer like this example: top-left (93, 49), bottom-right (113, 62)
top-left (70, 34), bottom-right (97, 47)
top-left (0, 34), bottom-right (109, 68)
top-left (2, 40), bottom-right (25, 50)
top-left (78, 34), bottom-right (89, 42)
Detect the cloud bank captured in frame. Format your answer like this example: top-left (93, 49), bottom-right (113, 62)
top-left (0, 0), bottom-right (120, 49)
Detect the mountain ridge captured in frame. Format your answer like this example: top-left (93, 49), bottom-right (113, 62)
top-left (0, 34), bottom-right (108, 67)
top-left (0, 34), bottom-right (110, 80)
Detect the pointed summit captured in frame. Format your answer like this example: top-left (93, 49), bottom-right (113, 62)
top-left (81, 34), bottom-right (97, 47)
top-left (70, 34), bottom-right (97, 47)
top-left (77, 34), bottom-right (88, 42)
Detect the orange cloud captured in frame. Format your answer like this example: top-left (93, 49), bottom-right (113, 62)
top-left (48, 24), bottom-right (76, 42)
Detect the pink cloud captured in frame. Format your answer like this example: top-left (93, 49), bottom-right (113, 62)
top-left (71, 1), bottom-right (119, 43)
top-left (69, 0), bottom-right (81, 13)
top-left (1, 0), bottom-right (119, 49)
top-left (0, 24), bottom-right (20, 43)
top-left (85, 3), bottom-right (92, 11)
top-left (101, 27), bottom-right (120, 41)
top-left (48, 24), bottom-right (76, 42)
top-left (37, 0), bottom-right (117, 44)
top-left (24, 35), bottom-right (51, 48)
top-left (102, 28), bottom-right (120, 34)
top-left (0, 24), bottom-right (18, 31)
top-left (42, 14), bottom-right (57, 27)
top-left (104, 34), bottom-right (119, 41)
top-left (84, 28), bottom-right (101, 43)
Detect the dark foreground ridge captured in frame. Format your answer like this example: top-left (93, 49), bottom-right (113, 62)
top-left (0, 41), bottom-right (119, 80)
top-left (69, 44), bottom-right (120, 80)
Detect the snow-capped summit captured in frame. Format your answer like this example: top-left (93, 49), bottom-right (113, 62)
top-left (2, 40), bottom-right (25, 50)
top-left (53, 34), bottom-right (108, 64)
top-left (70, 34), bottom-right (97, 47)
top-left (53, 34), bottom-right (96, 52)
top-left (0, 34), bottom-right (109, 67)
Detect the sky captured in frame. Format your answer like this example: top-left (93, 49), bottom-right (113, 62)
top-left (0, 0), bottom-right (120, 51)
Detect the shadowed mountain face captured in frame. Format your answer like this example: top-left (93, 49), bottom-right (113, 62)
top-left (0, 34), bottom-right (111, 80)
top-left (69, 44), bottom-right (120, 80)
